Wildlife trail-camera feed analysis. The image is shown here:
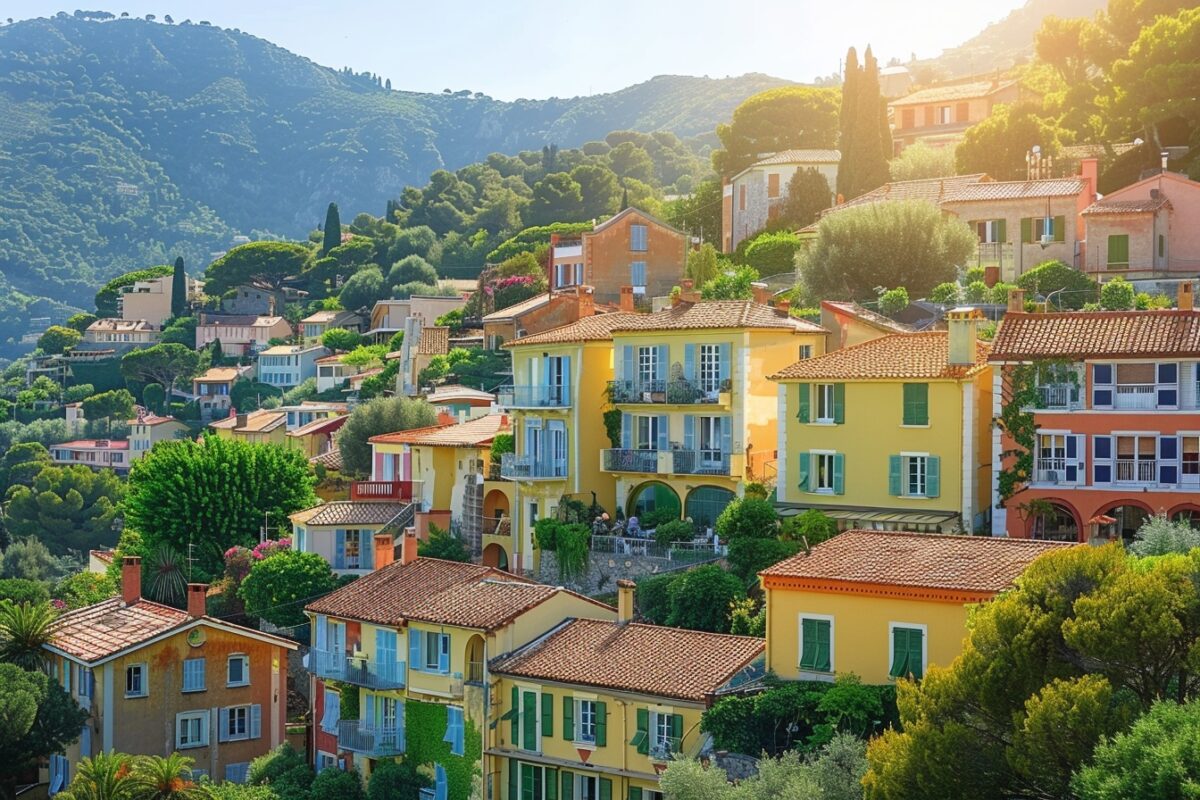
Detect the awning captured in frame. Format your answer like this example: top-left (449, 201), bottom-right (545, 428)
top-left (777, 505), bottom-right (960, 527)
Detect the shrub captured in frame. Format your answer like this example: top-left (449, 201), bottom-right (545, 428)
top-left (715, 497), bottom-right (780, 541)
top-left (963, 280), bottom-right (990, 303)
top-left (533, 518), bottom-right (564, 551)
top-left (963, 266), bottom-right (986, 285)
top-left (1016, 260), bottom-right (1098, 309)
top-left (366, 759), bottom-right (430, 800)
top-left (654, 519), bottom-right (695, 548)
top-left (418, 524), bottom-right (471, 562)
top-left (310, 766), bottom-right (366, 800)
top-left (0, 578), bottom-right (50, 606)
top-left (990, 281), bottom-right (1016, 305)
top-left (781, 509), bottom-right (839, 547)
top-left (321, 327), bottom-right (362, 351)
top-left (1100, 277), bottom-right (1136, 310)
top-left (239, 550), bottom-right (338, 629)
top-left (666, 564), bottom-right (745, 632)
top-left (743, 231), bottom-right (804, 277)
top-left (929, 282), bottom-right (961, 304)
top-left (636, 572), bottom-right (676, 625)
top-left (878, 287), bottom-right (909, 315)
top-left (1131, 513), bottom-right (1200, 556)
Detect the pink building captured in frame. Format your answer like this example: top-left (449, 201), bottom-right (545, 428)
top-left (1081, 169), bottom-right (1200, 278)
top-left (50, 439), bottom-right (131, 472)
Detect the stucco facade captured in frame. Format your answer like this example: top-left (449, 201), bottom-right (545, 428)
top-left (1081, 171), bottom-right (1200, 278)
top-left (580, 208), bottom-right (687, 306)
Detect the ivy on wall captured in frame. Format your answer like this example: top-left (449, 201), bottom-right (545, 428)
top-left (996, 361), bottom-right (1078, 504)
top-left (404, 700), bottom-right (482, 800)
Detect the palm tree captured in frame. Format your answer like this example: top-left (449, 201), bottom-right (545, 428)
top-left (0, 601), bottom-right (58, 670)
top-left (57, 751), bottom-right (136, 800)
top-left (146, 544), bottom-right (187, 607)
top-left (128, 754), bottom-right (206, 800)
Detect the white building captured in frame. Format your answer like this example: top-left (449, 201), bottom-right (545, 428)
top-left (256, 344), bottom-right (329, 389)
top-left (725, 149), bottom-right (841, 252)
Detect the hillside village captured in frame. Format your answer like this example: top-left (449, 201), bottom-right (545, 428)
top-left (2, 1), bottom-right (1200, 799)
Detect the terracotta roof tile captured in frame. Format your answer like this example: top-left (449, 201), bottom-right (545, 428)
top-left (504, 313), bottom-right (645, 348)
top-left (310, 448), bottom-right (343, 470)
top-left (482, 294), bottom-right (550, 322)
top-left (48, 598), bottom-right (189, 662)
top-left (427, 384), bottom-right (496, 403)
top-left (821, 300), bottom-right (913, 333)
top-left (306, 558), bottom-right (610, 631)
top-left (87, 318), bottom-right (158, 332)
top-left (291, 501), bottom-right (409, 527)
top-left (591, 206), bottom-right (683, 236)
top-left (989, 310), bottom-right (1200, 361)
top-left (288, 414), bottom-right (348, 438)
top-left (1082, 196), bottom-right (1172, 215)
top-left (417, 327), bottom-right (450, 355)
top-left (491, 619), bottom-right (763, 702)
top-left (89, 549), bottom-right (115, 565)
top-left (209, 409), bottom-right (287, 433)
top-left (826, 174), bottom-right (989, 215)
top-left (194, 367), bottom-right (246, 383)
top-left (943, 179), bottom-right (1087, 202)
top-left (759, 530), bottom-right (1071, 592)
top-left (610, 300), bottom-right (825, 334)
top-left (129, 414), bottom-right (182, 426)
top-left (369, 413), bottom-right (507, 448)
top-left (891, 78), bottom-right (1018, 105)
top-left (770, 331), bottom-right (990, 381)
top-left (750, 149), bottom-right (842, 167)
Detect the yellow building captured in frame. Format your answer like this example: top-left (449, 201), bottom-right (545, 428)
top-left (487, 582), bottom-right (764, 800)
top-left (771, 310), bottom-right (993, 533)
top-left (128, 413), bottom-right (189, 459)
top-left (501, 312), bottom-right (642, 572)
top-left (601, 299), bottom-right (826, 530)
top-left (304, 533), bottom-right (615, 797)
top-left (208, 409), bottom-right (288, 446)
top-left (759, 530), bottom-right (1069, 684)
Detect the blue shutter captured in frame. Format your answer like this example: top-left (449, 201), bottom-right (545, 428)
top-left (1159, 436), bottom-right (1179, 485)
top-left (683, 415), bottom-right (695, 451)
top-left (1093, 435), bottom-right (1113, 483)
top-left (1092, 364), bottom-right (1113, 407)
top-left (655, 346), bottom-right (668, 382)
top-left (684, 345), bottom-right (696, 383)
top-left (218, 708), bottom-right (231, 742)
top-left (1066, 435), bottom-right (1080, 483)
top-left (926, 456), bottom-right (940, 498)
top-left (718, 343), bottom-right (731, 385)
top-left (888, 455), bottom-right (902, 496)
top-left (621, 413), bottom-right (632, 449)
top-left (833, 453), bottom-right (845, 495)
top-left (334, 529), bottom-right (345, 570)
top-left (561, 355), bottom-right (572, 402)
top-left (363, 532), bottom-right (374, 570)
top-left (621, 345), bottom-right (634, 383)
top-left (409, 631), bottom-right (422, 672)
top-left (250, 704), bottom-right (262, 739)
top-left (435, 764), bottom-right (448, 800)
top-left (365, 693), bottom-right (375, 726)
top-left (438, 633), bottom-right (450, 674)
top-left (720, 416), bottom-right (732, 457)
top-left (656, 415), bottom-right (669, 451)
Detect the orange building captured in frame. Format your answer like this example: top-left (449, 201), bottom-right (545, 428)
top-left (989, 292), bottom-right (1200, 542)
top-left (888, 77), bottom-right (1036, 153)
top-left (44, 558), bottom-right (297, 790)
top-left (578, 207), bottom-right (687, 307)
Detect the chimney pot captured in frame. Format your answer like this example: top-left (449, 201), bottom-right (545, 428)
top-left (400, 527), bottom-right (420, 565)
top-left (751, 283), bottom-right (772, 306)
top-left (680, 279), bottom-right (694, 292)
top-left (1007, 288), bottom-right (1027, 314)
top-left (374, 532), bottom-right (395, 569)
top-left (619, 286), bottom-right (635, 313)
top-left (121, 556), bottom-right (142, 605)
top-left (617, 579), bottom-right (635, 623)
top-left (187, 583), bottom-right (207, 618)
top-left (946, 307), bottom-right (982, 366)
top-left (1180, 282), bottom-right (1194, 311)
top-left (775, 298), bottom-right (791, 316)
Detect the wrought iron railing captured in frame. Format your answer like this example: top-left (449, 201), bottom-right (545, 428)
top-left (496, 385), bottom-right (570, 408)
top-left (338, 720), bottom-right (405, 756)
top-left (607, 378), bottom-right (729, 405)
top-left (671, 450), bottom-right (732, 475)
top-left (500, 453), bottom-right (567, 479)
top-left (601, 448), bottom-right (660, 473)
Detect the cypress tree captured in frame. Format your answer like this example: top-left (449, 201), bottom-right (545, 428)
top-left (836, 47), bottom-right (860, 199)
top-left (620, 187), bottom-right (629, 211)
top-left (852, 46), bottom-right (891, 197)
top-left (170, 256), bottom-right (186, 318)
top-left (322, 202), bottom-right (341, 255)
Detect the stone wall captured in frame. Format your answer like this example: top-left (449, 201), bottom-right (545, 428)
top-left (533, 550), bottom-right (720, 595)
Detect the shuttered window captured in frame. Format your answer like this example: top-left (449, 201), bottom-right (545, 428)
top-left (1108, 234), bottom-right (1130, 268)
top-left (889, 627), bottom-right (924, 680)
top-left (902, 383), bottom-right (929, 425)
top-left (799, 617), bottom-right (832, 672)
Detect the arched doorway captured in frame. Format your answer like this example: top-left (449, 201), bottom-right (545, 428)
top-left (464, 634), bottom-right (484, 685)
top-left (1029, 502), bottom-right (1079, 542)
top-left (1097, 504), bottom-right (1151, 544)
top-left (685, 486), bottom-right (736, 533)
top-left (482, 542), bottom-right (509, 571)
top-left (627, 482), bottom-right (681, 527)
top-left (1170, 505), bottom-right (1200, 530)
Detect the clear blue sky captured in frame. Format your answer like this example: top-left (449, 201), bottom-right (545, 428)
top-left (9, 0), bottom-right (1028, 100)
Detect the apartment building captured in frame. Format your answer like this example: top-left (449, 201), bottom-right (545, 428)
top-left (256, 344), bottom-right (328, 388)
top-left (196, 314), bottom-right (293, 356)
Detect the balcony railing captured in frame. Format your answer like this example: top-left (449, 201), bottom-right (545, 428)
top-left (590, 535), bottom-right (725, 563)
top-left (344, 656), bottom-right (406, 690)
top-left (1036, 385), bottom-right (1080, 410)
top-left (1115, 458), bottom-right (1157, 483)
top-left (974, 242), bottom-right (1013, 273)
top-left (338, 720), bottom-right (405, 756)
top-left (466, 660), bottom-right (484, 685)
top-left (500, 453), bottom-right (567, 480)
top-left (1035, 458), bottom-right (1068, 483)
top-left (1114, 384), bottom-right (1156, 410)
top-left (350, 480), bottom-right (422, 501)
top-left (310, 648), bottom-right (347, 681)
top-left (607, 378), bottom-right (730, 405)
top-left (496, 385), bottom-right (570, 408)
top-left (672, 450), bottom-right (732, 476)
top-left (602, 448), bottom-right (660, 473)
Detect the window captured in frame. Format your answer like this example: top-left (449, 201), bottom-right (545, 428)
top-left (1092, 364), bottom-right (1114, 407)
top-left (653, 712), bottom-right (673, 755)
top-left (417, 631), bottom-right (449, 673)
top-left (937, 105), bottom-right (952, 124)
top-left (901, 108), bottom-right (915, 128)
top-left (224, 763), bottom-right (250, 784)
top-left (698, 416), bottom-right (726, 464)
top-left (517, 688), bottom-right (540, 752)
top-left (698, 344), bottom-right (722, 393)
top-left (637, 346), bottom-right (658, 387)
top-left (1108, 234), bottom-right (1130, 269)
top-left (576, 699), bottom-right (597, 744)
top-left (78, 666), bottom-right (92, 699)
top-left (889, 625), bottom-right (925, 680)
top-left (227, 654), bottom-right (249, 687)
top-left (320, 687), bottom-right (340, 733)
top-left (225, 706), bottom-right (249, 740)
top-left (575, 774), bottom-right (599, 800)
top-left (634, 415), bottom-right (661, 451)
top-left (976, 219), bottom-right (1005, 243)
top-left (799, 616), bottom-right (833, 673)
top-left (902, 383), bottom-right (928, 425)
top-left (433, 764), bottom-right (448, 800)
top-left (176, 710), bottom-right (210, 749)
top-left (444, 706), bottom-right (465, 756)
top-left (630, 261), bottom-right (647, 292)
top-left (516, 763), bottom-right (548, 800)
top-left (906, 455), bottom-right (927, 496)
top-left (182, 658), bottom-right (205, 692)
top-left (815, 383), bottom-right (836, 422)
top-left (798, 344), bottom-right (813, 360)
top-left (1034, 216), bottom-right (1055, 240)
top-left (125, 664), bottom-right (147, 698)
top-left (890, 454), bottom-right (939, 497)
top-left (767, 172), bottom-right (781, 198)
top-left (630, 224), bottom-right (648, 251)
top-left (316, 752), bottom-right (338, 774)
top-left (343, 529), bottom-right (362, 569)
top-left (814, 452), bottom-right (837, 492)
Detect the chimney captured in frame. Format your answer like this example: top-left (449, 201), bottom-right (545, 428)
top-left (236, 413), bottom-right (248, 429)
top-left (775, 298), bottom-right (791, 317)
top-left (121, 556), bottom-right (142, 605)
top-left (1007, 288), bottom-right (1026, 314)
top-left (1162, 152), bottom-right (1170, 171)
top-left (1080, 157), bottom-right (1099, 200)
top-left (1180, 282), bottom-right (1195, 311)
top-left (616, 579), bottom-right (635, 623)
top-left (374, 532), bottom-right (395, 569)
top-left (619, 285), bottom-right (635, 313)
top-left (751, 282), bottom-right (772, 306)
top-left (680, 279), bottom-right (694, 293)
top-left (400, 526), bottom-right (420, 565)
top-left (576, 285), bottom-right (595, 318)
top-left (947, 307), bottom-right (983, 366)
top-left (186, 583), bottom-right (207, 618)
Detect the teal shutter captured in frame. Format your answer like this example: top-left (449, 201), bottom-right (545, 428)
top-left (797, 453), bottom-right (809, 491)
top-left (655, 346), bottom-right (668, 382)
top-left (796, 383), bottom-right (810, 423)
top-left (595, 701), bottom-right (607, 746)
top-left (800, 618), bottom-right (817, 669)
top-left (832, 383), bottom-right (845, 424)
top-left (1053, 215), bottom-right (1066, 242)
top-left (599, 778), bottom-right (612, 800)
top-left (561, 771), bottom-right (573, 800)
top-left (926, 456), bottom-right (940, 498)
top-left (629, 789), bottom-right (643, 800)
top-left (362, 532), bottom-right (374, 569)
top-left (720, 416), bottom-right (732, 457)
top-left (656, 415), bottom-right (668, 452)
top-left (833, 453), bottom-right (845, 495)
top-left (621, 413), bottom-right (632, 449)
top-left (334, 529), bottom-right (345, 569)
top-left (903, 384), bottom-right (928, 425)
top-left (508, 759), bottom-right (518, 800)
top-left (632, 708), bottom-right (649, 754)
top-left (889, 627), bottom-right (910, 679)
top-left (562, 696), bottom-right (573, 741)
top-left (364, 693), bottom-right (375, 726)
top-left (683, 344), bottom-right (696, 382)
top-left (683, 415), bottom-right (695, 451)
top-left (437, 634), bottom-right (449, 673)
top-left (997, 218), bottom-right (1007, 242)
top-left (888, 455), bottom-right (902, 496)
top-left (815, 620), bottom-right (832, 671)
top-left (908, 629), bottom-right (925, 679)
top-left (522, 691), bottom-right (538, 751)
top-left (510, 686), bottom-right (519, 742)
top-left (541, 692), bottom-right (554, 738)
top-left (546, 768), bottom-right (557, 800)
top-left (718, 343), bottom-right (731, 384)
top-left (409, 632), bottom-right (422, 672)
top-left (670, 714), bottom-right (683, 753)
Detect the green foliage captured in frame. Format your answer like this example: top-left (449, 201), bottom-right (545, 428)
top-left (120, 343), bottom-right (200, 396)
top-left (957, 104), bottom-right (1063, 181)
top-left (929, 281), bottom-right (961, 304)
top-left (0, 664), bottom-right (88, 799)
top-left (403, 700), bottom-right (482, 800)
top-left (37, 326), bottom-right (81, 355)
top-left (1073, 697), bottom-right (1200, 800)
top-left (322, 203), bottom-right (342, 256)
top-left (65, 313), bottom-right (98, 334)
top-left (248, 743), bottom-right (313, 796)
top-left (662, 178), bottom-right (723, 245)
top-left (989, 281), bottom-right (1016, 305)
top-left (338, 266), bottom-right (388, 313)
top-left (61, 384), bottom-right (94, 404)
top-left (95, 266), bottom-right (174, 318)
top-left (387, 255), bottom-right (438, 287)
top-left (635, 572), bottom-right (676, 625)
top-left (309, 767), bottom-right (366, 800)
top-left (52, 570), bottom-right (117, 610)
top-left (685, 243), bottom-right (720, 287)
top-left (654, 519), bottom-right (695, 549)
top-left (124, 435), bottom-right (318, 579)
top-left (142, 382), bottom-right (166, 414)
top-left (1110, 7), bottom-right (1200, 145)
top-left (1100, 276), bottom-right (1136, 310)
top-left (701, 265), bottom-right (760, 300)
top-left (1131, 513), bottom-right (1200, 556)
top-left (781, 509), bottom-right (839, 547)
top-left (5, 465), bottom-right (124, 554)
top-left (80, 389), bottom-right (136, 434)
top-left (0, 602), bottom-right (57, 670)
top-left (205, 241), bottom-right (312, 296)
top-left (889, 140), bottom-right (958, 182)
top-left (775, 167), bottom-right (832, 230)
top-left (231, 380), bottom-right (282, 413)
top-left (0, 537), bottom-right (60, 582)
top-left (729, 596), bottom-right (766, 637)
top-left (963, 280), bottom-right (990, 303)
top-left (717, 497), bottom-right (797, 583)
top-left (335, 396), bottom-right (438, 477)
top-left (171, 256), bottom-right (187, 318)
top-left (489, 433), bottom-right (514, 463)
top-left (665, 564), bottom-right (745, 632)
top-left (602, 408), bottom-right (622, 448)
top-left (486, 223), bottom-right (593, 264)
top-left (240, 550), bottom-right (338, 629)
top-left (418, 524), bottom-right (471, 563)
top-left (877, 287), bottom-right (909, 315)
top-left (800, 201), bottom-right (976, 302)
top-left (743, 231), bottom-right (804, 277)
top-left (0, 442), bottom-right (52, 496)
top-left (366, 759), bottom-right (430, 800)
top-left (838, 46), bottom-right (892, 200)
top-left (0, 579), bottom-right (49, 607)
top-left (160, 315), bottom-right (197, 348)
top-left (1016, 260), bottom-right (1099, 309)
top-left (713, 86), bottom-right (840, 176)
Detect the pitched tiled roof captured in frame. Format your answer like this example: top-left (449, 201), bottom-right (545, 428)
top-left (292, 501), bottom-right (408, 527)
top-left (490, 619), bottom-right (764, 702)
top-left (194, 367), bottom-right (246, 383)
top-left (288, 414), bottom-right (347, 438)
top-left (260, 344), bottom-right (324, 355)
top-left (504, 313), bottom-right (645, 348)
top-left (825, 174), bottom-right (989, 215)
top-left (89, 549), bottom-right (115, 566)
top-left (1082, 196), bottom-right (1172, 215)
top-left (943, 179), bottom-right (1087, 202)
top-left (759, 530), bottom-right (1071, 592)
top-left (751, 149), bottom-right (841, 167)
top-left (306, 558), bottom-right (611, 631)
top-left (482, 294), bottom-right (551, 322)
top-left (54, 439), bottom-right (130, 450)
top-left (87, 318), bottom-right (158, 332)
top-left (49, 598), bottom-right (190, 661)
top-left (891, 79), bottom-right (1018, 105)
top-left (770, 331), bottom-right (990, 380)
top-left (591, 206), bottom-right (683, 236)
top-left (427, 384), bottom-right (496, 403)
top-left (130, 414), bottom-right (181, 426)
top-left (369, 413), bottom-right (507, 448)
top-left (209, 409), bottom-right (287, 433)
top-left (989, 310), bottom-right (1200, 360)
top-left (310, 448), bottom-right (343, 471)
top-left (417, 327), bottom-right (450, 355)
top-left (821, 300), bottom-right (913, 334)
top-left (609, 300), bottom-right (825, 334)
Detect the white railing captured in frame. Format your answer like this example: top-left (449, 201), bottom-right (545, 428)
top-left (1115, 458), bottom-right (1157, 483)
top-left (1114, 384), bottom-right (1156, 410)
top-left (1036, 385), bottom-right (1078, 409)
top-left (1035, 458), bottom-right (1067, 483)
top-left (589, 535), bottom-right (726, 562)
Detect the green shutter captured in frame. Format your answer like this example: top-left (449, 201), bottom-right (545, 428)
top-left (599, 778), bottom-right (612, 800)
top-left (888, 455), bottom-right (902, 496)
top-left (508, 759), bottom-right (518, 800)
top-left (522, 691), bottom-right (538, 751)
top-left (797, 453), bottom-right (809, 492)
top-left (1108, 234), bottom-right (1129, 267)
top-left (796, 383), bottom-right (810, 423)
top-left (832, 453), bottom-right (845, 495)
top-left (832, 383), bottom-right (845, 424)
top-left (541, 692), bottom-right (554, 738)
top-left (595, 701), bottom-right (607, 747)
top-left (670, 714), bottom-right (684, 753)
top-left (1020, 217), bottom-right (1032, 244)
top-left (562, 696), bottom-right (573, 741)
top-left (997, 218), bottom-right (1007, 243)
top-left (889, 628), bottom-right (911, 679)
top-left (926, 456), bottom-right (940, 498)
top-left (560, 771), bottom-right (573, 800)
top-left (910, 629), bottom-right (925, 679)
top-left (1053, 215), bottom-right (1066, 242)
top-left (800, 618), bottom-right (817, 670)
top-left (510, 686), bottom-right (520, 743)
top-left (546, 768), bottom-right (557, 800)
top-left (815, 620), bottom-right (832, 672)
top-left (632, 708), bottom-right (649, 754)
top-left (628, 789), bottom-right (643, 800)
top-left (903, 383), bottom-right (928, 425)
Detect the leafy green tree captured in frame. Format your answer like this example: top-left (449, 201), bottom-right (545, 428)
top-left (160, 315), bottom-right (197, 348)
top-left (338, 266), bottom-right (388, 313)
top-left (663, 178), bottom-right (722, 244)
top-left (310, 766), bottom-right (366, 800)
top-left (387, 255), bottom-right (437, 288)
top-left (16, 376), bottom-right (61, 409)
top-left (1016, 259), bottom-right (1099, 308)
top-left (81, 389), bottom-right (136, 436)
top-left (230, 380), bottom-right (282, 413)
top-left (685, 243), bottom-right (720, 287)
top-left (204, 241), bottom-right (312, 297)
top-left (0, 579), bottom-right (49, 607)
top-left (0, 663), bottom-right (88, 800)
top-left (320, 328), bottom-right (362, 352)
top-left (1132, 513), bottom-right (1200, 556)
top-left (713, 87), bottom-right (840, 176)
top-left (0, 443), bottom-right (51, 495)
top-left (607, 142), bottom-right (655, 184)
top-left (781, 509), bottom-right (839, 547)
top-left (62, 384), bottom-right (94, 404)
top-left (957, 104), bottom-right (1063, 181)
top-left (0, 538), bottom-right (58, 582)
top-left (776, 168), bottom-right (832, 230)
top-left (929, 282), bottom-right (961, 304)
top-left (52, 571), bottom-right (116, 610)
top-left (1073, 698), bottom-right (1200, 800)
top-left (142, 383), bottom-right (166, 415)
top-left (128, 753), bottom-right (208, 800)
top-left (889, 141), bottom-right (957, 182)
top-left (1110, 8), bottom-right (1200, 148)
top-left (335, 396), bottom-right (439, 476)
top-left (366, 758), bottom-right (431, 800)
top-left (0, 601), bottom-right (58, 670)
top-left (743, 231), bottom-right (804, 277)
top-left (65, 313), bottom-right (98, 334)
top-left (95, 266), bottom-right (172, 318)
top-left (239, 550), bottom-right (338, 629)
top-left (878, 287), bottom-right (909, 315)
top-left (120, 344), bottom-right (200, 400)
top-left (528, 172), bottom-right (585, 226)
top-left (665, 565), bottom-right (745, 633)
top-left (38, 326), bottom-right (81, 355)
top-left (1100, 276), bottom-right (1136, 310)
top-left (701, 265), bottom-right (760, 301)
top-left (388, 225), bottom-right (438, 262)
top-left (570, 163), bottom-right (621, 219)
top-left (5, 465), bottom-right (123, 554)
top-left (322, 202), bottom-right (342, 256)
top-left (800, 200), bottom-right (976, 302)
top-left (839, 45), bottom-right (891, 200)
top-left (716, 497), bottom-right (797, 582)
top-left (419, 525), bottom-right (471, 562)
top-left (124, 436), bottom-right (318, 579)
top-left (171, 256), bottom-right (187, 318)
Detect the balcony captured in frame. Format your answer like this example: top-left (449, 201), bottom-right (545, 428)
top-left (1035, 458), bottom-right (1070, 483)
top-left (1114, 384), bottom-right (1156, 410)
top-left (1115, 458), bottom-right (1157, 483)
top-left (497, 385), bottom-right (570, 409)
top-left (500, 453), bottom-right (567, 480)
top-left (1036, 385), bottom-right (1081, 410)
top-left (338, 720), bottom-right (405, 756)
top-left (672, 450), bottom-right (732, 476)
top-left (607, 378), bottom-right (730, 406)
top-left (345, 656), bottom-right (406, 690)
top-left (310, 648), bottom-right (347, 681)
top-left (602, 448), bottom-right (661, 473)
top-left (600, 448), bottom-right (736, 477)
top-left (350, 480), bottom-right (422, 502)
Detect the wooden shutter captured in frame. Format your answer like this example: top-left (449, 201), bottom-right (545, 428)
top-left (889, 628), bottom-right (910, 678)
top-left (718, 344), bottom-right (731, 384)
top-left (621, 413), bottom-right (632, 449)
top-left (620, 345), bottom-right (634, 384)
top-left (797, 453), bottom-right (809, 492)
top-left (656, 415), bottom-right (669, 452)
top-left (599, 778), bottom-right (612, 800)
top-left (832, 383), bottom-right (845, 424)
top-left (629, 788), bottom-right (643, 800)
top-left (683, 344), bottom-right (695, 382)
top-left (218, 708), bottom-right (231, 743)
top-left (796, 383), bottom-right (810, 423)
top-left (926, 456), bottom-right (940, 498)
top-left (561, 771), bottom-right (573, 800)
top-left (315, 615), bottom-right (327, 651)
top-left (683, 415), bottom-right (695, 451)
top-left (997, 218), bottom-right (1007, 242)
top-left (522, 691), bottom-right (538, 751)
top-left (815, 620), bottom-right (832, 671)
top-left (595, 701), bottom-right (607, 746)
top-left (720, 416), bottom-right (732, 457)
top-left (903, 383), bottom-right (928, 425)
top-left (655, 345), bottom-right (668, 382)
top-left (908, 629), bottom-right (924, 679)
top-left (334, 530), bottom-right (345, 570)
top-left (800, 618), bottom-right (818, 669)
top-left (1053, 215), bottom-right (1066, 242)
top-left (888, 455), bottom-right (902, 496)
top-left (510, 686), bottom-right (520, 742)
top-left (1020, 217), bottom-right (1032, 244)
top-left (546, 767), bottom-right (558, 800)
top-left (633, 708), bottom-right (649, 754)
top-left (562, 696), bottom-right (574, 741)
top-left (409, 631), bottom-right (422, 672)
top-left (250, 704), bottom-right (262, 739)
top-left (541, 692), bottom-right (554, 738)
top-left (670, 714), bottom-right (683, 752)
top-left (833, 453), bottom-right (845, 495)
top-left (508, 760), bottom-right (518, 800)
top-left (437, 633), bottom-right (449, 673)
top-left (1108, 235), bottom-right (1129, 267)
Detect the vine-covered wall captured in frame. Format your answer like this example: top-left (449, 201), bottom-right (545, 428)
top-left (405, 699), bottom-right (482, 800)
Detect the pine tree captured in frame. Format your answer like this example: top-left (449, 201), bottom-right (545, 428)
top-left (170, 256), bottom-right (186, 318)
top-left (322, 202), bottom-right (341, 255)
top-left (836, 47), bottom-right (861, 199)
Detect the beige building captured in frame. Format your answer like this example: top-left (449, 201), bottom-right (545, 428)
top-left (195, 314), bottom-right (293, 356)
top-left (117, 273), bottom-right (203, 327)
top-left (83, 319), bottom-right (160, 347)
top-left (889, 76), bottom-right (1036, 153)
top-left (725, 149), bottom-right (841, 252)
top-left (301, 310), bottom-right (364, 341)
top-left (365, 296), bottom-right (467, 344)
